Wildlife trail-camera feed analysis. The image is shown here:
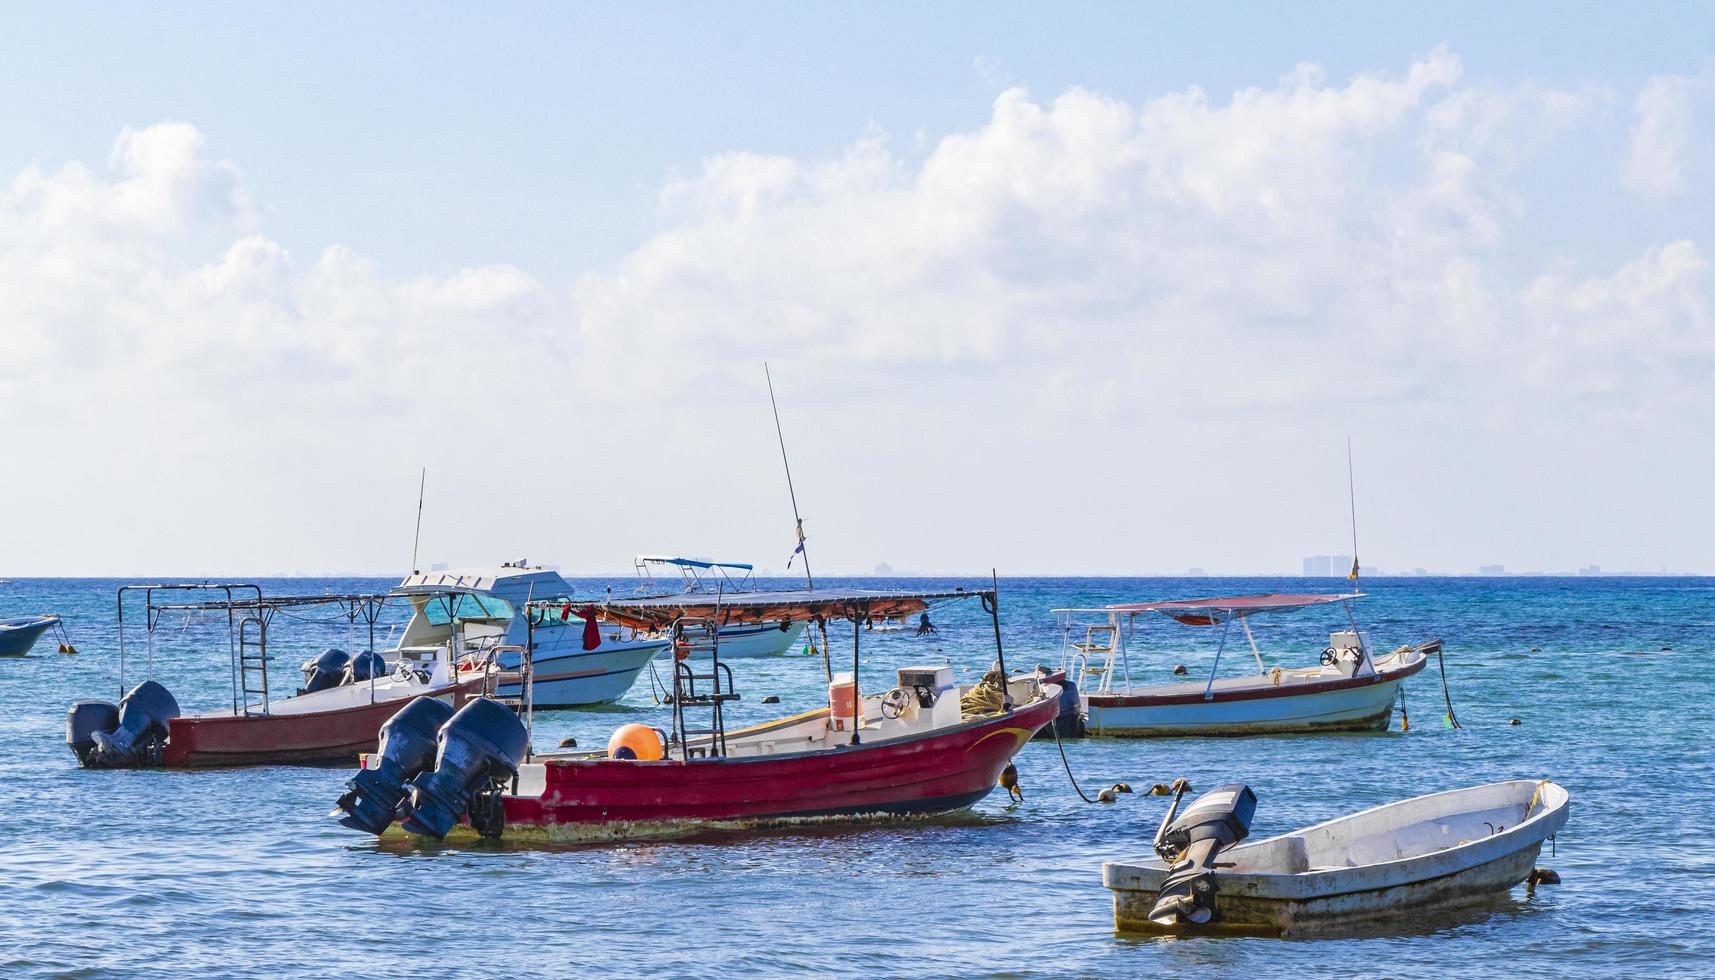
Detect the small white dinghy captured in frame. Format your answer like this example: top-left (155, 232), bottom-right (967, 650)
top-left (1104, 779), bottom-right (1569, 936)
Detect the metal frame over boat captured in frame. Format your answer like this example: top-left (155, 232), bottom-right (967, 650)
top-left (1104, 779), bottom-right (1570, 935)
top-left (335, 585), bottom-right (1060, 842)
top-left (1053, 593), bottom-right (1432, 736)
top-left (628, 555), bottom-right (805, 658)
top-left (66, 584), bottom-right (491, 769)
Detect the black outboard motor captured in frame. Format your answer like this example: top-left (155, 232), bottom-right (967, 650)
top-left (333, 696), bottom-right (456, 834)
top-left (1149, 782), bottom-right (1258, 926)
top-left (400, 698), bottom-right (528, 840)
top-left (67, 700), bottom-right (121, 765)
top-left (344, 650), bottom-right (388, 684)
top-left (300, 649), bottom-right (351, 694)
top-left (83, 680), bottom-right (181, 768)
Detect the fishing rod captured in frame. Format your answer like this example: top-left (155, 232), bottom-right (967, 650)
top-left (765, 363), bottom-right (813, 590)
top-left (410, 467), bottom-right (427, 575)
top-left (1346, 436), bottom-right (1359, 585)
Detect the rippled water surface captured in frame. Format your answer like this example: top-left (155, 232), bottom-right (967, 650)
top-left (2, 576), bottom-right (1711, 977)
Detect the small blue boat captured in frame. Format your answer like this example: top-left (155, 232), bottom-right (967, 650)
top-left (0, 614), bottom-right (60, 657)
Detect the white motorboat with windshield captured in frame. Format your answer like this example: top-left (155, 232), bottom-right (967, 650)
top-left (393, 563), bottom-right (668, 708)
top-left (630, 555), bottom-right (805, 658)
top-left (1053, 593), bottom-right (1434, 736)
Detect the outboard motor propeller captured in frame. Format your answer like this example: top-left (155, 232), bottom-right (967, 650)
top-left (400, 698), bottom-right (528, 840)
top-left (84, 680), bottom-right (180, 767)
top-left (333, 696), bottom-right (456, 834)
top-left (300, 649), bottom-right (351, 694)
top-left (344, 650), bottom-right (388, 684)
top-left (1148, 782), bottom-right (1257, 926)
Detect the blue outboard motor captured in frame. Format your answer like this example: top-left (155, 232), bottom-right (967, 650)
top-left (83, 680), bottom-right (180, 767)
top-left (1053, 674), bottom-right (1085, 738)
top-left (66, 700), bottom-right (121, 765)
top-left (344, 650), bottom-right (388, 684)
top-left (1030, 669), bottom-right (1086, 740)
top-left (300, 649), bottom-right (351, 694)
top-left (333, 696), bottom-right (456, 834)
top-left (1149, 783), bottom-right (1258, 926)
top-left (400, 698), bottom-right (529, 840)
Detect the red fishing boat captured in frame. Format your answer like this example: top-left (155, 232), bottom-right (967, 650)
top-left (334, 586), bottom-right (1061, 842)
top-left (66, 584), bottom-right (496, 769)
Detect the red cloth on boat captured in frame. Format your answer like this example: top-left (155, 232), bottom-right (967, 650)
top-left (580, 606), bottom-right (601, 650)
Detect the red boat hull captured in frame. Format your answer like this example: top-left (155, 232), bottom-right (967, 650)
top-left (473, 694), bottom-right (1061, 841)
top-left (162, 681), bottom-right (483, 768)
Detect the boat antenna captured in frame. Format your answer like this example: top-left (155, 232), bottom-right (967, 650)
top-left (411, 467), bottom-right (427, 575)
top-left (765, 363), bottom-right (813, 589)
top-left (1345, 436), bottom-right (1359, 586)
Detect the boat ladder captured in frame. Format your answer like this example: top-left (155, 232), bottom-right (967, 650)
top-left (237, 615), bottom-right (270, 716)
top-left (1072, 624), bottom-right (1116, 690)
top-left (669, 616), bottom-right (737, 760)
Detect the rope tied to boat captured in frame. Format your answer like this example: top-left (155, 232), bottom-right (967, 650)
top-left (959, 668), bottom-right (1007, 718)
top-left (1522, 779), bottom-right (1551, 820)
top-left (1429, 639), bottom-right (1462, 729)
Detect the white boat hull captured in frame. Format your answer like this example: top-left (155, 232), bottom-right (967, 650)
top-left (1104, 779), bottom-right (1570, 936)
top-left (1084, 649), bottom-right (1426, 737)
top-left (495, 624), bottom-right (668, 708)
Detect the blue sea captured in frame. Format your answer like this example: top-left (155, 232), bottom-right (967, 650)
top-left (1, 576), bottom-right (1711, 978)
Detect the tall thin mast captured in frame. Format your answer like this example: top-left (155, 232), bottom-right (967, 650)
top-left (765, 363), bottom-right (813, 589)
top-left (410, 467), bottom-right (427, 575)
top-left (1345, 437), bottom-right (1359, 584)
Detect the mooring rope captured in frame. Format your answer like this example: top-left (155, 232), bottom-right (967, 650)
top-left (1434, 641), bottom-right (1462, 729)
top-left (1049, 716), bottom-right (1099, 804)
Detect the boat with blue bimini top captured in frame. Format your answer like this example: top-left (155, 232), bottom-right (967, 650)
top-left (631, 555), bottom-right (806, 658)
top-left (1053, 593), bottom-right (1434, 737)
top-left (0, 614), bottom-right (63, 657)
top-left (1104, 778), bottom-right (1570, 936)
top-left (393, 563), bottom-right (669, 708)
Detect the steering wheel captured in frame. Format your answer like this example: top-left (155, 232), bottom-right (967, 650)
top-left (1319, 648), bottom-right (1338, 666)
top-left (880, 688), bottom-right (911, 719)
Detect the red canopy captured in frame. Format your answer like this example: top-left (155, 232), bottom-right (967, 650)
top-left (1107, 593), bottom-right (1360, 625)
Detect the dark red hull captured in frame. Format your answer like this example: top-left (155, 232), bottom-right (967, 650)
top-left (480, 694), bottom-right (1061, 841)
top-left (162, 681), bottom-right (483, 768)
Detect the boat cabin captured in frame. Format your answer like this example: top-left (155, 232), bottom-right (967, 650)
top-left (393, 563), bottom-right (582, 665)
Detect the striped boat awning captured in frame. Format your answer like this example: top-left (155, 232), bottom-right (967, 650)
top-left (568, 587), bottom-right (987, 630)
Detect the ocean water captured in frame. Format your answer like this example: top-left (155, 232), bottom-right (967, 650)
top-left (1, 575), bottom-right (1711, 978)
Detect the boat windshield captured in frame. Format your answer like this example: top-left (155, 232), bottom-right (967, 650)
top-left (423, 593), bottom-right (514, 625)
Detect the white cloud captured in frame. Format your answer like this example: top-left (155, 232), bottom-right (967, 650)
top-left (1624, 73), bottom-right (1697, 199)
top-left (2, 52), bottom-right (1710, 575)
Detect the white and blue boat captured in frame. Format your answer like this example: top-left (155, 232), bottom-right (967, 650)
top-left (393, 564), bottom-right (669, 708)
top-left (634, 556), bottom-right (806, 658)
top-left (0, 614), bottom-right (60, 657)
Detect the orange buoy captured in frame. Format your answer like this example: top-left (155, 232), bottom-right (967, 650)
top-left (607, 723), bottom-right (665, 761)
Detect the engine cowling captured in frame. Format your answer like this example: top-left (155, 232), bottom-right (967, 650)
top-left (300, 649), bottom-right (351, 694)
top-left (1149, 783), bottom-right (1257, 926)
top-left (83, 681), bottom-right (180, 767)
top-left (333, 696), bottom-right (457, 835)
top-left (67, 700), bottom-right (120, 765)
top-left (344, 650), bottom-right (388, 684)
top-left (399, 698), bottom-right (528, 840)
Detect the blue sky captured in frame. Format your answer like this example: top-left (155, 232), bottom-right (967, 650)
top-left (1, 5), bottom-right (1712, 575)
